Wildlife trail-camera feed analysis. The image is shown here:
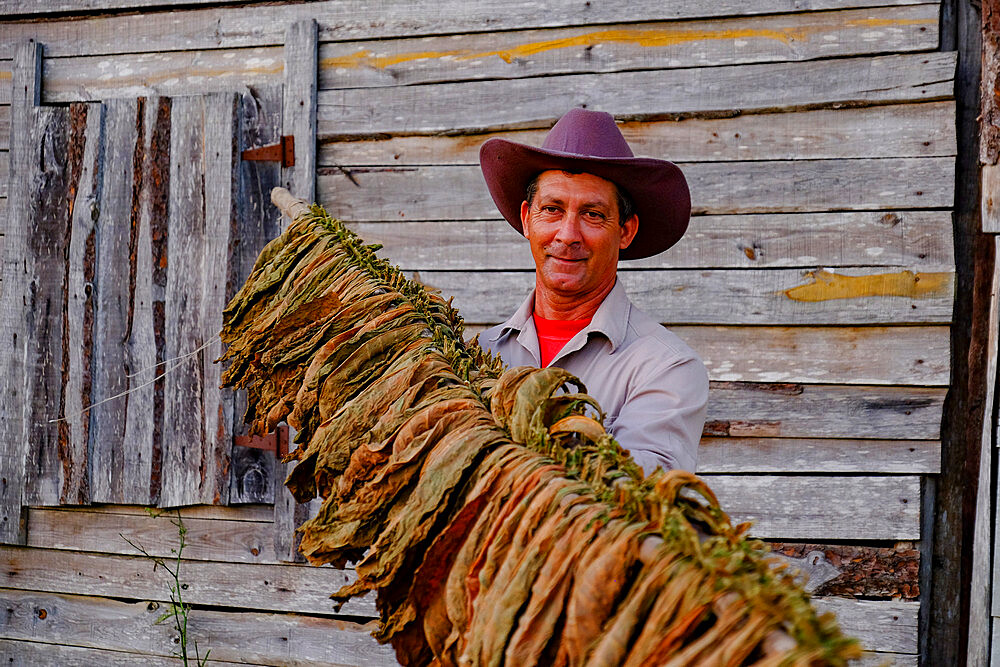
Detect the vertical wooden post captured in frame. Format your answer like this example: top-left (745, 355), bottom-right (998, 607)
top-left (274, 19), bottom-right (319, 562)
top-left (0, 41), bottom-right (43, 544)
top-left (282, 18), bottom-right (318, 206)
top-left (970, 1), bottom-right (1000, 662)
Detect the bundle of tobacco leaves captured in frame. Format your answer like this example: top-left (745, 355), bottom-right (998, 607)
top-left (218, 189), bottom-right (862, 666)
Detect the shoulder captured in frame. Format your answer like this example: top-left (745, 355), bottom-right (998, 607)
top-left (623, 302), bottom-right (702, 367)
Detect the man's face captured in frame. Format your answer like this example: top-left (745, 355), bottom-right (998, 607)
top-left (520, 170), bottom-right (638, 302)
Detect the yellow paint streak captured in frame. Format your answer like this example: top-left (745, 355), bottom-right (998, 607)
top-left (783, 270), bottom-right (951, 302)
top-left (321, 17), bottom-right (935, 70)
top-left (0, 71), bottom-right (11, 81)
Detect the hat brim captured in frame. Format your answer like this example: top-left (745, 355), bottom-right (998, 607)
top-left (479, 137), bottom-right (690, 260)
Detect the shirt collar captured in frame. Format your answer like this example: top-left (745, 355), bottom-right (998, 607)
top-left (488, 279), bottom-right (631, 354)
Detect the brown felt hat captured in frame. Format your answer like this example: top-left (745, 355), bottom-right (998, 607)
top-left (479, 108), bottom-right (691, 260)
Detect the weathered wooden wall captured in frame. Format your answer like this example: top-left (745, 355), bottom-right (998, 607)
top-left (0, 0), bottom-right (956, 664)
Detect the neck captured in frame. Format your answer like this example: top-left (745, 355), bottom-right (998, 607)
top-left (533, 278), bottom-right (616, 320)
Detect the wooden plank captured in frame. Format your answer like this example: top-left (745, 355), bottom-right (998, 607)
top-left (0, 589), bottom-right (399, 666)
top-left (228, 86), bottom-right (284, 505)
top-left (0, 0), bottom-right (257, 14)
top-left (0, 105), bottom-right (9, 149)
top-left (767, 542), bottom-right (919, 599)
top-left (1, 41), bottom-right (57, 541)
top-left (26, 507), bottom-right (277, 563)
top-left (680, 325), bottom-right (950, 386)
top-left (971, 237), bottom-right (1000, 661)
top-left (57, 102), bottom-right (103, 506)
top-left (35, 502), bottom-right (273, 521)
top-left (349, 210), bottom-right (954, 272)
top-left (12, 104), bottom-right (70, 507)
top-left (0, 1), bottom-right (938, 60)
top-left (320, 102), bottom-right (957, 165)
top-left (282, 19), bottom-right (319, 205)
top-left (420, 269), bottom-right (955, 326)
top-left (698, 437), bottom-right (941, 474)
top-left (0, 544), bottom-right (376, 618)
top-left (813, 598), bottom-right (919, 654)
top-left (703, 382), bottom-right (944, 440)
top-left (0, 151), bottom-right (7, 196)
top-left (468, 323), bottom-right (951, 387)
top-left (703, 474), bottom-right (920, 540)
top-left (275, 20), bottom-right (320, 561)
top-left (983, 162), bottom-right (1000, 233)
top-left (31, 7), bottom-right (939, 103)
top-left (0, 641), bottom-right (253, 667)
top-left (853, 654), bottom-right (918, 667)
top-left (42, 47), bottom-right (283, 104)
top-left (88, 98), bottom-right (143, 504)
top-left (319, 158), bottom-right (954, 221)
top-left (159, 93), bottom-right (237, 508)
top-left (316, 52), bottom-right (957, 137)
top-left (0, 572), bottom-right (915, 659)
top-left (315, 6), bottom-right (938, 90)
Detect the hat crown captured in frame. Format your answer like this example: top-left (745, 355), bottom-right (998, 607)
top-left (541, 108), bottom-right (634, 159)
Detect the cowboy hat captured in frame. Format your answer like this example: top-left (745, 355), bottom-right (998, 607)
top-left (478, 108), bottom-right (691, 261)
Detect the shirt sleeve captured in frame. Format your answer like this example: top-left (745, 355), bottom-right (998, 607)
top-left (606, 353), bottom-right (709, 475)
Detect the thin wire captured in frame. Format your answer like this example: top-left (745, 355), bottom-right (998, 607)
top-left (126, 337), bottom-right (220, 378)
top-left (48, 338), bottom-right (219, 424)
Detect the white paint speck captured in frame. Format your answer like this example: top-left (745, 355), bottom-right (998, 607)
top-left (865, 247), bottom-right (885, 257)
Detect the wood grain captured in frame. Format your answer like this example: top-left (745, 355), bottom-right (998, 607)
top-left (698, 437), bottom-right (941, 474)
top-left (37, 5), bottom-right (938, 104)
top-left (159, 93), bottom-right (236, 507)
top-left (0, 589), bottom-right (399, 666)
top-left (0, 1), bottom-right (938, 59)
top-left (1, 41), bottom-right (54, 542)
top-left (812, 598), bottom-right (919, 654)
top-left (88, 98), bottom-right (143, 504)
top-left (704, 474), bottom-right (921, 540)
top-left (316, 52), bottom-right (957, 137)
top-left (466, 323), bottom-right (952, 388)
top-left (703, 382), bottom-right (944, 440)
top-left (0, 544), bottom-right (376, 618)
top-left (319, 158), bottom-right (954, 221)
top-left (27, 506), bottom-right (276, 563)
top-left (320, 102), bottom-right (957, 165)
top-left (58, 102), bottom-right (102, 506)
top-left (41, 47), bottom-right (282, 104)
top-left (679, 325), bottom-right (951, 385)
top-left (347, 210), bottom-right (954, 271)
top-left (0, 585), bottom-right (912, 658)
top-left (14, 104), bottom-right (70, 508)
top-left (281, 19), bottom-right (318, 206)
top-left (420, 269), bottom-right (954, 326)
top-left (228, 86), bottom-right (283, 505)
top-left (316, 5), bottom-right (939, 90)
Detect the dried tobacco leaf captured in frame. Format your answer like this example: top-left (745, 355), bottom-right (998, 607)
top-left (219, 194), bottom-right (862, 667)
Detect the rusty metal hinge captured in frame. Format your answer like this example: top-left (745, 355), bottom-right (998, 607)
top-left (234, 424), bottom-right (289, 457)
top-left (241, 135), bottom-right (295, 168)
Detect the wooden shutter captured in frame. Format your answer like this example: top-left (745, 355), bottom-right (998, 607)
top-left (0, 39), bottom-right (298, 542)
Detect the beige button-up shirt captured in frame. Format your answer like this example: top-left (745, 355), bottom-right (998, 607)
top-left (481, 281), bottom-right (709, 474)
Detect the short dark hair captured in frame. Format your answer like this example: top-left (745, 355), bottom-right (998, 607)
top-left (525, 171), bottom-right (636, 224)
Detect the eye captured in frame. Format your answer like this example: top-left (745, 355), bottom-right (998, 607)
top-left (583, 210), bottom-right (608, 222)
top-left (540, 205), bottom-right (561, 215)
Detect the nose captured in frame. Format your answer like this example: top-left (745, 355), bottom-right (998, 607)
top-left (552, 211), bottom-right (584, 245)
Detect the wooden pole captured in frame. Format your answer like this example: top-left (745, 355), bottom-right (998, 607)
top-left (270, 186), bottom-right (310, 222)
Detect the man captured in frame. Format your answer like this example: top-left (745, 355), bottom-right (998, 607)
top-left (478, 108), bottom-right (709, 474)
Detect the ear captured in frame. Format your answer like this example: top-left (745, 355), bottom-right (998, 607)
top-left (619, 214), bottom-right (639, 250)
top-left (520, 200), bottom-right (531, 238)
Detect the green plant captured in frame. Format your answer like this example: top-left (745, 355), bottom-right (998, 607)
top-left (121, 509), bottom-right (210, 666)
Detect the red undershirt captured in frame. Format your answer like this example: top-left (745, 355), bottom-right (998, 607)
top-left (533, 313), bottom-right (592, 367)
